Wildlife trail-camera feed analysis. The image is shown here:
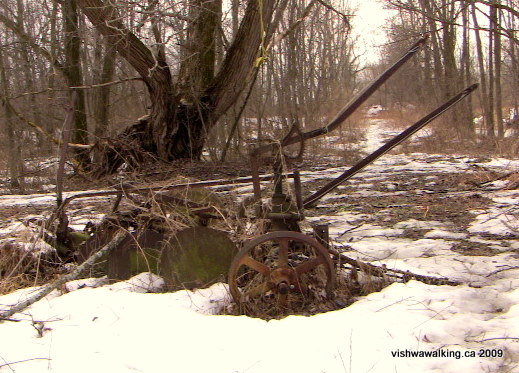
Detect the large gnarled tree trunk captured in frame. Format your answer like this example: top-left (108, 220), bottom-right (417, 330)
top-left (77, 0), bottom-right (276, 176)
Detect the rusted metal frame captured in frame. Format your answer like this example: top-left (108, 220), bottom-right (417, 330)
top-left (303, 83), bottom-right (480, 208)
top-left (312, 224), bottom-right (330, 249)
top-left (265, 212), bottom-right (304, 220)
top-left (59, 172), bottom-right (297, 210)
top-left (252, 36), bottom-right (429, 156)
top-left (280, 119), bottom-right (305, 161)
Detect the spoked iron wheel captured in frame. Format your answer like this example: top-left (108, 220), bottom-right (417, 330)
top-left (228, 231), bottom-right (335, 315)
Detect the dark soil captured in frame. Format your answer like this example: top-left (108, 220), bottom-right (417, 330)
top-left (306, 170), bottom-right (496, 231)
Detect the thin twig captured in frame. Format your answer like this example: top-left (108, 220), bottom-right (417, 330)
top-left (266, 0), bottom-right (319, 50)
top-left (10, 87), bottom-right (66, 100)
top-left (337, 223), bottom-right (363, 237)
top-left (485, 266), bottom-right (519, 277)
top-left (315, 0), bottom-right (352, 25)
top-left (477, 171), bottom-right (517, 187)
top-left (70, 77), bottom-right (142, 90)
top-left (0, 91), bottom-right (92, 149)
top-left (0, 357), bottom-right (51, 369)
top-left (467, 337), bottom-right (519, 343)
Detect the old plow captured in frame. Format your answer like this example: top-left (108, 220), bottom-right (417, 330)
top-left (52, 37), bottom-right (477, 315)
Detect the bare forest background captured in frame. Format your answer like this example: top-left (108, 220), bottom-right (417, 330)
top-left (0, 0), bottom-right (518, 193)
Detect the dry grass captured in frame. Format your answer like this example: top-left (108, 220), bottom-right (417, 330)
top-left (371, 107), bottom-right (426, 130)
top-left (493, 138), bottom-right (519, 159)
top-left (366, 106), bottom-right (519, 158)
top-left (0, 242), bottom-right (60, 295)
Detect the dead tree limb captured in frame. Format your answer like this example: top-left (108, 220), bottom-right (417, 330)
top-left (330, 248), bottom-right (461, 286)
top-left (0, 231), bottom-right (126, 322)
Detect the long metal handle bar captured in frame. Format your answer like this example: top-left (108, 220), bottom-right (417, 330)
top-left (253, 36), bottom-right (429, 155)
top-left (303, 83), bottom-right (479, 208)
top-left (59, 172), bottom-right (296, 209)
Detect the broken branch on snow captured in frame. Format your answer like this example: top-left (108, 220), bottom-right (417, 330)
top-left (0, 231), bottom-right (126, 323)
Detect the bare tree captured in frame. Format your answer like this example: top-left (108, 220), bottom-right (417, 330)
top-left (493, 0), bottom-right (504, 137)
top-left (0, 36), bottom-right (24, 191)
top-left (91, 41), bottom-right (117, 140)
top-left (472, 2), bottom-right (491, 135)
top-left (63, 0), bottom-right (91, 167)
top-left (385, 0), bottom-right (518, 142)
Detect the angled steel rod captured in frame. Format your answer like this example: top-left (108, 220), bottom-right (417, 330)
top-left (254, 36), bottom-right (429, 154)
top-left (303, 83), bottom-right (479, 208)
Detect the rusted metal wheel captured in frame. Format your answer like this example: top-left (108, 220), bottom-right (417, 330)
top-left (228, 231), bottom-right (335, 310)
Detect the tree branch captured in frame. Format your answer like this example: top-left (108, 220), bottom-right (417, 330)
top-left (0, 231), bottom-right (126, 322)
top-left (315, 0), bottom-right (353, 26)
top-left (206, 0), bottom-right (277, 121)
top-left (0, 11), bottom-right (66, 78)
top-left (69, 77), bottom-right (143, 90)
top-left (0, 91), bottom-right (92, 149)
top-left (76, 0), bottom-right (160, 84)
top-left (471, 0), bottom-right (519, 19)
top-left (266, 0), bottom-right (318, 50)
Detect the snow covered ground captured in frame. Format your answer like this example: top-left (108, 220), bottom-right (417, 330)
top-left (1, 120), bottom-right (519, 372)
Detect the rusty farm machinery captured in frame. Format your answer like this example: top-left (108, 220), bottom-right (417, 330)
top-left (51, 37), bottom-right (477, 314)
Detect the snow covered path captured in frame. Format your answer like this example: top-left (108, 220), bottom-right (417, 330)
top-left (1, 121), bottom-right (519, 372)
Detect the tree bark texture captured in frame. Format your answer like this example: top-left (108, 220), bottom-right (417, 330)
top-left (472, 3), bottom-right (491, 135)
top-left (0, 40), bottom-right (24, 191)
top-left (487, 2), bottom-right (496, 137)
top-left (62, 0), bottom-right (91, 167)
top-left (493, 0), bottom-right (504, 137)
top-left (92, 41), bottom-right (117, 140)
